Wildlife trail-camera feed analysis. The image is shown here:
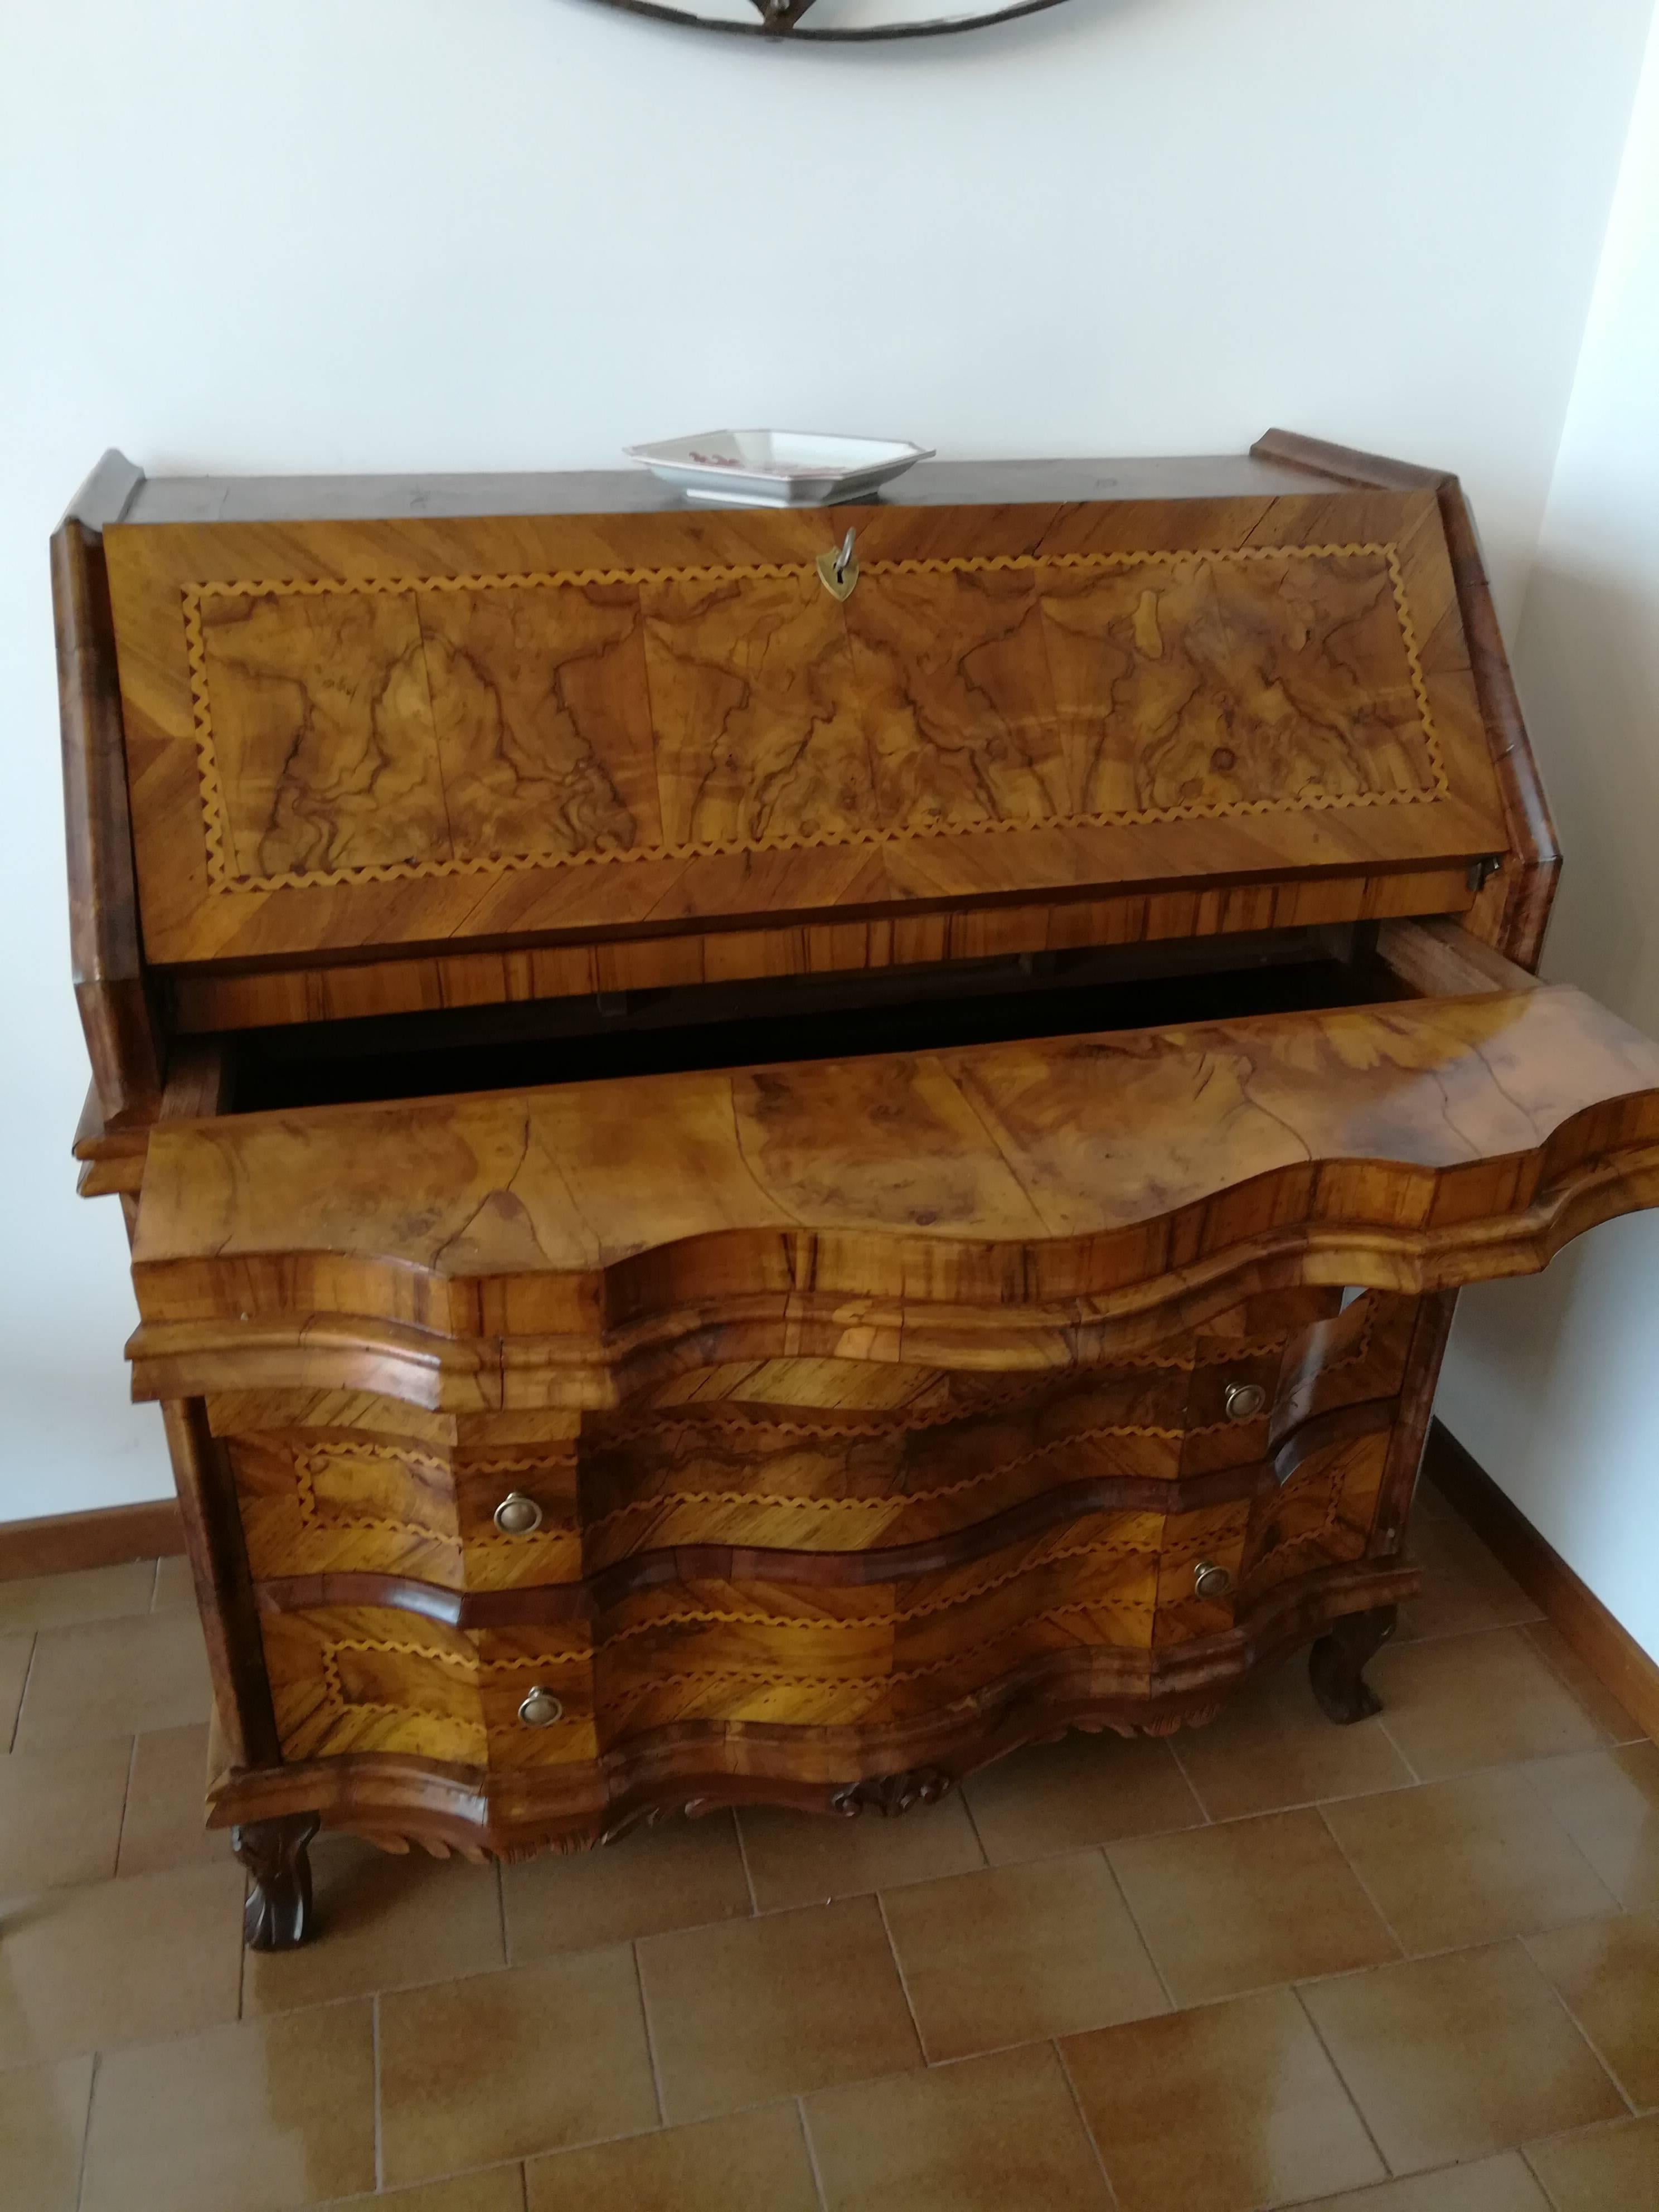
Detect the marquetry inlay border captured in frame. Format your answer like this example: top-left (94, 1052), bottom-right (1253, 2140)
top-left (181, 542), bottom-right (1446, 896)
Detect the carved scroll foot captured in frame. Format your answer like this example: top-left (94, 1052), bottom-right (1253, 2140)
top-left (1308, 1607), bottom-right (1397, 1725)
top-left (831, 1767), bottom-right (953, 1818)
top-left (234, 1813), bottom-right (321, 1951)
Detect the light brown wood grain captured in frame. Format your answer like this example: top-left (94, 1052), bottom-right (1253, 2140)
top-left (102, 491), bottom-right (1508, 974)
top-left (128, 983), bottom-right (1659, 1413)
top-left (164, 863), bottom-right (1478, 1034)
top-left (64, 439), bottom-right (1637, 1893)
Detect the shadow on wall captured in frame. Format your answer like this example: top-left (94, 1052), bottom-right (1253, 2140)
top-left (1440, 545), bottom-right (1659, 1659)
top-left (1519, 560), bottom-right (1659, 1029)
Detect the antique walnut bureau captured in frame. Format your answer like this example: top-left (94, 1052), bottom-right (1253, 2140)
top-left (57, 429), bottom-right (1659, 1949)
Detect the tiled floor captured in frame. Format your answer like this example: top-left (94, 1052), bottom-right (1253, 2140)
top-left (3, 1482), bottom-right (1658, 2210)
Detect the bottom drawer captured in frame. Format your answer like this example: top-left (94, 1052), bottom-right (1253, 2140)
top-left (261, 1607), bottom-right (596, 1772)
top-left (256, 1491), bottom-right (1266, 1767)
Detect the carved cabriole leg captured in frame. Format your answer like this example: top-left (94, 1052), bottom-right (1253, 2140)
top-left (234, 1813), bottom-right (321, 1951)
top-left (1308, 1605), bottom-right (1397, 1724)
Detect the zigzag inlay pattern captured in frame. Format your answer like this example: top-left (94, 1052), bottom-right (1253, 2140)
top-left (180, 541), bottom-right (1447, 896)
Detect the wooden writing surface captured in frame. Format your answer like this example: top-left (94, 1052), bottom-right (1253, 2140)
top-left (104, 489), bottom-right (1508, 969)
top-left (129, 983), bottom-right (1659, 1410)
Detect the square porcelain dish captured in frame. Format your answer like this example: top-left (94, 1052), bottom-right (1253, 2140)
top-left (623, 429), bottom-right (934, 507)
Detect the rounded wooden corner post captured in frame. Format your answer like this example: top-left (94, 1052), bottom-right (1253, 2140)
top-left (1304, 1284), bottom-right (1454, 1725)
top-left (158, 1400), bottom-right (327, 1949)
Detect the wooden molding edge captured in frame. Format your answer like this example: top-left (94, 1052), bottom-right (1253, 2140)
top-left (1422, 1418), bottom-right (1659, 1742)
top-left (0, 1497), bottom-right (183, 1583)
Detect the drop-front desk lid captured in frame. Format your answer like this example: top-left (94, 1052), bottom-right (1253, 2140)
top-left (102, 455), bottom-right (1510, 975)
top-left (127, 965), bottom-right (1659, 1411)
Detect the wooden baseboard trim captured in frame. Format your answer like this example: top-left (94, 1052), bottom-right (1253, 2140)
top-left (0, 1498), bottom-right (184, 1583)
top-left (1423, 1418), bottom-right (1659, 1743)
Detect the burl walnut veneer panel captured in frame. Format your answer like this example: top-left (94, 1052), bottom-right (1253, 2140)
top-left (129, 983), bottom-right (1659, 1411)
top-left (103, 492), bottom-right (1507, 968)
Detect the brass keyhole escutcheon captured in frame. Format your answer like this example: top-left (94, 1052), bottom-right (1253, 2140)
top-left (1193, 1559), bottom-right (1233, 1600)
top-left (493, 1491), bottom-right (544, 1536)
top-left (1224, 1381), bottom-right (1267, 1423)
top-left (817, 527), bottom-right (860, 602)
top-left (518, 1686), bottom-right (564, 1729)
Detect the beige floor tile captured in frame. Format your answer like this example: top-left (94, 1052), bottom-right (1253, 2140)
top-left (151, 1551), bottom-right (196, 1609)
top-left (1525, 2114), bottom-right (1659, 2209)
top-left (1108, 1807), bottom-right (1397, 2004)
top-left (740, 1788), bottom-right (984, 1909)
top-left (80, 2000), bottom-right (376, 2212)
top-left (380, 1947), bottom-right (658, 2184)
top-left (328, 2169), bottom-right (527, 2211)
top-left (1525, 1744), bottom-right (1659, 1909)
top-left (806, 2040), bottom-right (1113, 2212)
top-left (639, 1893), bottom-right (919, 2122)
top-left (0, 1858), bottom-right (246, 2064)
top-left (1526, 1911), bottom-right (1659, 2107)
top-left (117, 1722), bottom-right (228, 1875)
top-left (505, 1808), bottom-right (750, 1957)
top-left (527, 2101), bottom-right (818, 2210)
top-left (1299, 1941), bottom-right (1624, 2174)
top-left (1322, 1769), bottom-right (1618, 1953)
top-left (962, 1730), bottom-right (1202, 1862)
top-left (1, 1631), bottom-right (33, 1748)
top-left (0, 2054), bottom-right (94, 2212)
top-left (248, 1831), bottom-right (504, 2012)
top-left (1398, 1508), bottom-right (1542, 1641)
top-left (14, 1608), bottom-right (211, 1749)
top-left (1367, 1629), bottom-right (1605, 1781)
top-left (0, 1735), bottom-right (130, 1889)
top-left (1523, 1623), bottom-right (1647, 1744)
top-left (1297, 2150), bottom-right (1552, 2209)
top-left (0, 1560), bottom-right (157, 1635)
top-left (1400, 1575), bottom-right (1544, 1644)
top-left (880, 1850), bottom-right (1167, 2060)
top-left (1060, 1986), bottom-right (1385, 2212)
top-left (1174, 1654), bottom-right (1413, 1821)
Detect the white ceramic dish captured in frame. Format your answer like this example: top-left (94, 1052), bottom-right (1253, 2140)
top-left (623, 429), bottom-right (934, 508)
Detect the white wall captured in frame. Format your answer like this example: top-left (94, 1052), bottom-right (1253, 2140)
top-left (1438, 3), bottom-right (1659, 1660)
top-left (0, 0), bottom-right (1652, 1522)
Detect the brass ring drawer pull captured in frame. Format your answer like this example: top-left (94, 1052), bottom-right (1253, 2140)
top-left (1224, 1381), bottom-right (1267, 1422)
top-left (493, 1491), bottom-right (544, 1536)
top-left (1192, 1559), bottom-right (1233, 1600)
top-left (517, 1686), bottom-right (564, 1729)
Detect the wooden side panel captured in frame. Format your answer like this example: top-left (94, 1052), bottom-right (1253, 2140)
top-left (54, 450), bottom-right (163, 1124)
top-left (1243, 1427), bottom-right (1392, 1599)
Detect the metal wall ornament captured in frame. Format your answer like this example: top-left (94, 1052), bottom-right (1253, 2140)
top-left (578, 0), bottom-right (1078, 38)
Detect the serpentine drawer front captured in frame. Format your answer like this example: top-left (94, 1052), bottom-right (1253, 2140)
top-left (56, 434), bottom-right (1659, 1938)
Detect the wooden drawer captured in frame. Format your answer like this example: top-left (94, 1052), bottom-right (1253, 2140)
top-left (256, 1486), bottom-right (1274, 1772)
top-left (581, 1361), bottom-right (1185, 1566)
top-left (224, 1410), bottom-right (581, 1594)
top-left (1241, 1418), bottom-right (1394, 1601)
top-left (261, 1605), bottom-right (595, 1771)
